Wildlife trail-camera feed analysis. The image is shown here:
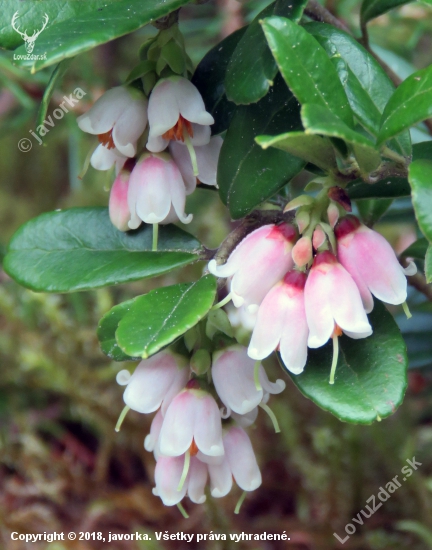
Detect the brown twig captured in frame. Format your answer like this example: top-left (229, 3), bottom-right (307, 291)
top-left (304, 0), bottom-right (351, 34)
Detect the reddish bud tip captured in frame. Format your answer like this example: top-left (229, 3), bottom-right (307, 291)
top-left (334, 215), bottom-right (362, 240)
top-left (313, 250), bottom-right (338, 267)
top-left (186, 378), bottom-right (200, 390)
top-left (328, 186), bottom-right (352, 212)
top-left (283, 270), bottom-right (307, 289)
top-left (270, 223), bottom-right (297, 242)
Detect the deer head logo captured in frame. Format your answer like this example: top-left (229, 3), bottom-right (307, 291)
top-left (11, 12), bottom-right (49, 54)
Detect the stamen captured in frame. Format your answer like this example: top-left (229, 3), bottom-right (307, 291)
top-left (98, 130), bottom-right (115, 150)
top-left (183, 131), bottom-right (199, 177)
top-left (177, 502), bottom-right (189, 519)
top-left (402, 301), bottom-right (412, 319)
top-left (254, 361), bottom-right (262, 392)
top-left (329, 333), bottom-right (340, 385)
top-left (177, 450), bottom-right (191, 492)
top-left (162, 115), bottom-right (194, 142)
top-left (234, 491), bottom-right (247, 514)
top-left (259, 403), bottom-right (281, 433)
top-left (211, 292), bottom-right (232, 310)
top-left (115, 405), bottom-right (130, 432)
top-left (152, 223), bottom-right (159, 252)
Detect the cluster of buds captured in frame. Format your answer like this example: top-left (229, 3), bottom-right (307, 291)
top-left (115, 345), bottom-right (285, 514)
top-left (77, 77), bottom-right (222, 233)
top-left (209, 188), bottom-right (416, 384)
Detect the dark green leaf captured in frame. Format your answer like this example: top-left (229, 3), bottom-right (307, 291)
top-left (425, 245), bottom-right (432, 284)
top-left (116, 275), bottom-right (217, 358)
top-left (4, 208), bottom-right (202, 293)
top-left (408, 159), bottom-right (432, 242)
top-left (304, 23), bottom-right (411, 157)
top-left (218, 76), bottom-right (305, 219)
top-left (378, 65), bottom-right (432, 146)
top-left (12, 0), bottom-right (191, 71)
top-left (356, 198), bottom-right (393, 226)
top-left (36, 60), bottom-right (72, 129)
top-left (401, 238), bottom-right (428, 260)
top-left (97, 299), bottom-right (140, 362)
top-left (412, 140), bottom-right (432, 162)
top-left (301, 104), bottom-right (381, 174)
top-left (285, 301), bottom-right (408, 424)
top-left (361, 0), bottom-right (414, 26)
top-left (225, 0), bottom-right (307, 105)
top-left (192, 27), bottom-right (246, 135)
top-left (347, 177), bottom-right (411, 200)
top-left (256, 132), bottom-right (337, 172)
top-left (262, 16), bottom-right (353, 126)
top-left (125, 60), bottom-right (157, 85)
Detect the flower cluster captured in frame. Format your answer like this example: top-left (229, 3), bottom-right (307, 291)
top-left (77, 78), bottom-right (222, 231)
top-left (115, 345), bottom-right (285, 513)
top-left (209, 210), bottom-right (415, 384)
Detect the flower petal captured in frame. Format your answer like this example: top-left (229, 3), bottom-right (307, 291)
top-left (187, 458), bottom-right (208, 504)
top-left (224, 427), bottom-right (262, 492)
top-left (159, 391), bottom-right (195, 456)
top-left (193, 393), bottom-right (224, 456)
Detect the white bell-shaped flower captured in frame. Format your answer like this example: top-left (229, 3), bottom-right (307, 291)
top-left (116, 351), bottom-right (189, 415)
top-left (212, 345), bottom-right (285, 415)
top-left (127, 152), bottom-right (193, 228)
top-left (77, 86), bottom-right (148, 157)
top-left (90, 144), bottom-right (127, 174)
top-left (146, 76), bottom-right (214, 153)
top-left (159, 381), bottom-right (224, 458)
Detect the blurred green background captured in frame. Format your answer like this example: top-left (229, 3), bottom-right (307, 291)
top-left (1, 0), bottom-right (432, 548)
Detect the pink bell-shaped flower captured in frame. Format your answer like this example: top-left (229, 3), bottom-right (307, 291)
top-left (90, 144), bottom-right (127, 173)
top-left (146, 77), bottom-right (214, 153)
top-left (144, 409), bottom-right (164, 457)
top-left (169, 136), bottom-right (222, 190)
top-left (335, 215), bottom-right (415, 312)
top-left (116, 351), bottom-right (189, 415)
top-left (77, 86), bottom-right (148, 157)
top-left (159, 380), bottom-right (224, 458)
top-left (208, 224), bottom-right (297, 311)
top-left (305, 251), bottom-right (372, 348)
top-left (109, 162), bottom-right (133, 231)
top-left (212, 345), bottom-right (285, 415)
top-left (248, 271), bottom-right (309, 375)
top-left (153, 455), bottom-right (208, 506)
top-left (127, 153), bottom-right (193, 228)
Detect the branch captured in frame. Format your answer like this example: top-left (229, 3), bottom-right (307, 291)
top-left (304, 0), bottom-right (351, 34)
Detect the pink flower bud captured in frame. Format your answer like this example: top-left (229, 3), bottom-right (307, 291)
top-left (327, 202), bottom-right (339, 228)
top-left (312, 225), bottom-right (326, 250)
top-left (292, 236), bottom-right (312, 267)
top-left (109, 168), bottom-right (131, 231)
top-left (335, 215), bottom-right (412, 312)
top-left (305, 251), bottom-right (372, 348)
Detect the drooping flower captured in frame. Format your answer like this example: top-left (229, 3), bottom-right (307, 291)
top-left (116, 351), bottom-right (189, 415)
top-left (127, 153), bottom-right (193, 228)
top-left (335, 215), bottom-right (416, 313)
top-left (144, 409), bottom-right (164, 458)
top-left (208, 224), bottom-right (297, 311)
top-left (305, 251), bottom-right (372, 348)
top-left (77, 86), bottom-right (148, 157)
top-left (153, 455), bottom-right (208, 506)
top-left (169, 136), bottom-right (223, 189)
top-left (109, 162), bottom-right (134, 231)
top-left (248, 271), bottom-right (309, 375)
top-left (212, 345), bottom-right (285, 415)
top-left (146, 77), bottom-right (214, 153)
top-left (158, 381), bottom-right (224, 458)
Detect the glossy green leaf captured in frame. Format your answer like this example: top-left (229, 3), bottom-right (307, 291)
top-left (285, 301), bottom-right (408, 424)
top-left (301, 104), bottom-right (381, 174)
top-left (347, 177), bottom-right (410, 200)
top-left (218, 76), bottom-right (305, 219)
top-left (97, 299), bottom-right (140, 362)
top-left (412, 140), bottom-right (432, 162)
top-left (401, 238), bottom-right (428, 260)
top-left (191, 28), bottom-right (245, 135)
top-left (116, 275), bottom-right (217, 358)
top-left (408, 159), bottom-right (432, 242)
top-left (225, 0), bottom-right (307, 105)
top-left (12, 0), bottom-right (191, 72)
top-left (356, 198), bottom-right (393, 226)
top-left (256, 132), bottom-right (337, 172)
top-left (378, 65), bottom-right (432, 146)
top-left (4, 208), bottom-right (202, 293)
top-left (361, 0), bottom-right (414, 25)
top-left (305, 23), bottom-right (411, 157)
top-left (262, 16), bottom-right (353, 126)
top-left (425, 245), bottom-right (432, 284)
